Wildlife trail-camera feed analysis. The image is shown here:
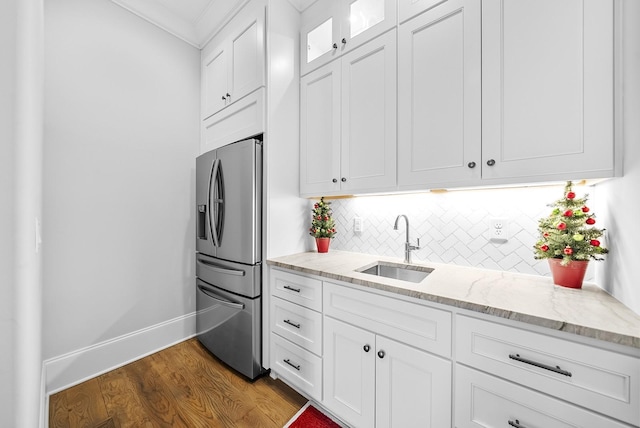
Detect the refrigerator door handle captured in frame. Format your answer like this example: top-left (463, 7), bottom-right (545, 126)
top-left (197, 259), bottom-right (246, 277)
top-left (209, 158), bottom-right (222, 247)
top-left (197, 284), bottom-right (245, 310)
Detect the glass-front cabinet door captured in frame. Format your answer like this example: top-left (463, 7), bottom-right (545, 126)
top-left (301, 0), bottom-right (396, 76)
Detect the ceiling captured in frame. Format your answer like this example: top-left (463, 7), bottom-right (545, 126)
top-left (110, 0), bottom-right (315, 48)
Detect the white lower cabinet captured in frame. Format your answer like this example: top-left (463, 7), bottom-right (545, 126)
top-left (456, 365), bottom-right (630, 428)
top-left (322, 281), bottom-right (452, 428)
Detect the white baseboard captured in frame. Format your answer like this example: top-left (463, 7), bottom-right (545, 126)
top-left (44, 311), bottom-right (196, 395)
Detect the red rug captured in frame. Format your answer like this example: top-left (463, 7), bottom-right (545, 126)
top-left (286, 403), bottom-right (341, 428)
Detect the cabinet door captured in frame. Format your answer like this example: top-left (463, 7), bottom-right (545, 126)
top-left (482, 0), bottom-right (614, 182)
top-left (398, 0), bottom-right (481, 189)
top-left (376, 336), bottom-right (452, 428)
top-left (300, 61), bottom-right (341, 196)
top-left (202, 43), bottom-right (229, 120)
top-left (300, 0), bottom-right (341, 76)
top-left (323, 317), bottom-right (375, 428)
top-left (339, 0), bottom-right (397, 55)
top-left (399, 0), bottom-right (451, 23)
top-left (227, 7), bottom-right (265, 105)
top-left (341, 30), bottom-right (397, 193)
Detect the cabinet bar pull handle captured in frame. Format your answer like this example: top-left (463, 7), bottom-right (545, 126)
top-left (508, 419), bottom-right (527, 428)
top-left (284, 359), bottom-right (301, 371)
top-left (509, 353), bottom-right (572, 377)
top-left (284, 319), bottom-right (301, 329)
top-left (283, 285), bottom-right (301, 293)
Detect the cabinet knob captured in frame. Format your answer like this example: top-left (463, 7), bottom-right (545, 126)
top-left (333, 42), bottom-right (338, 49)
top-left (226, 93), bottom-right (231, 98)
top-left (363, 344), bottom-right (370, 352)
top-left (508, 420), bottom-right (527, 428)
top-left (221, 95), bottom-right (226, 101)
top-left (341, 177), bottom-right (347, 182)
top-left (341, 38), bottom-right (347, 45)
top-left (486, 159), bottom-right (496, 166)
top-left (467, 161), bottom-right (476, 169)
top-left (332, 178), bottom-right (338, 183)
top-left (377, 350), bottom-right (385, 359)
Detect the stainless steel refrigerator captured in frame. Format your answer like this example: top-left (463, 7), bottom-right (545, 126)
top-left (195, 137), bottom-right (263, 379)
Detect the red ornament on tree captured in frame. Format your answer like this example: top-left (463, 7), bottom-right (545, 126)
top-left (557, 222), bottom-right (567, 230)
top-left (563, 210), bottom-right (573, 217)
top-left (540, 244), bottom-right (549, 252)
top-left (566, 191), bottom-right (576, 199)
top-left (586, 218), bottom-right (596, 225)
top-left (581, 206), bottom-right (590, 213)
top-left (564, 246), bottom-right (573, 255)
top-left (590, 239), bottom-right (600, 247)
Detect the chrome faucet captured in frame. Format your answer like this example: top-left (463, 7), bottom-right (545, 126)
top-left (394, 214), bottom-right (421, 264)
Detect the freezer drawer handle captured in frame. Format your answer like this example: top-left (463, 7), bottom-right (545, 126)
top-left (283, 358), bottom-right (301, 371)
top-left (508, 419), bottom-right (527, 428)
top-left (283, 319), bottom-right (301, 329)
top-left (283, 284), bottom-right (301, 293)
top-left (197, 285), bottom-right (245, 310)
top-left (508, 353), bottom-right (572, 377)
top-left (197, 259), bottom-right (245, 276)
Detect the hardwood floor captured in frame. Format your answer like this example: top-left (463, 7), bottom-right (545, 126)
top-left (49, 339), bottom-right (307, 428)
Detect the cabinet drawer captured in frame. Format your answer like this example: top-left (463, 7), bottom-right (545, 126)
top-left (324, 281), bottom-right (451, 358)
top-left (271, 333), bottom-right (322, 401)
top-left (271, 268), bottom-right (322, 311)
top-left (456, 365), bottom-right (630, 428)
top-left (456, 315), bottom-right (640, 426)
top-left (271, 296), bottom-right (322, 355)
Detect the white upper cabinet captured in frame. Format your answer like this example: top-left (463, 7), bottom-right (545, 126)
top-left (300, 30), bottom-right (397, 196)
top-left (202, 3), bottom-right (265, 120)
top-left (481, 0), bottom-right (615, 183)
top-left (399, 0), bottom-right (453, 23)
top-left (300, 0), bottom-right (397, 76)
top-left (398, 0), bottom-right (481, 189)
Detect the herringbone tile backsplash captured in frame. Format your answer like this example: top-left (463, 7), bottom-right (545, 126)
top-left (315, 185), bottom-right (596, 280)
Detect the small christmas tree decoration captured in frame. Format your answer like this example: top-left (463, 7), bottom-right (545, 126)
top-left (309, 197), bottom-right (336, 253)
top-left (534, 181), bottom-right (608, 288)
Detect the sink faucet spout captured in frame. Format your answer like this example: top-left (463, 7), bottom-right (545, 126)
top-left (394, 214), bottom-right (420, 264)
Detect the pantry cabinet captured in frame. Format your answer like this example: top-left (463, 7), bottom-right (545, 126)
top-left (397, 0), bottom-right (481, 188)
top-left (201, 3), bottom-right (265, 120)
top-left (300, 0), bottom-right (397, 76)
top-left (300, 30), bottom-right (397, 196)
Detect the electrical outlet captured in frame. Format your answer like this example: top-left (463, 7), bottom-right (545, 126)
top-left (489, 217), bottom-right (509, 243)
top-left (354, 216), bottom-right (363, 233)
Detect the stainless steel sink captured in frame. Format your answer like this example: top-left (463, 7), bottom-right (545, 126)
top-left (357, 261), bottom-right (433, 283)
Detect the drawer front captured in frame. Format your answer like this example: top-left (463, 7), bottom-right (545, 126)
top-left (271, 296), bottom-right (322, 355)
top-left (271, 333), bottom-right (322, 401)
top-left (271, 268), bottom-right (322, 311)
top-left (456, 315), bottom-right (640, 426)
top-left (324, 281), bottom-right (452, 358)
top-left (456, 365), bottom-right (630, 428)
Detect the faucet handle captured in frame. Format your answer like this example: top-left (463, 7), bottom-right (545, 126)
top-left (409, 238), bottom-right (421, 251)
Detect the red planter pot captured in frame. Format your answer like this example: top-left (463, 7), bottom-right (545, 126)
top-left (548, 258), bottom-right (589, 289)
top-left (315, 237), bottom-right (331, 253)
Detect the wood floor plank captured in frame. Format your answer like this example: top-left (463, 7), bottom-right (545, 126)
top-left (50, 338), bottom-right (307, 428)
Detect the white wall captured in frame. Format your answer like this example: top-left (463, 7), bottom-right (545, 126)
top-left (595, 0), bottom-right (640, 315)
top-left (43, 0), bottom-right (200, 388)
top-left (0, 0), bottom-right (17, 422)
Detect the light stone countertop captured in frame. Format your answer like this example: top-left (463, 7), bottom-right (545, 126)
top-left (267, 250), bottom-right (640, 350)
